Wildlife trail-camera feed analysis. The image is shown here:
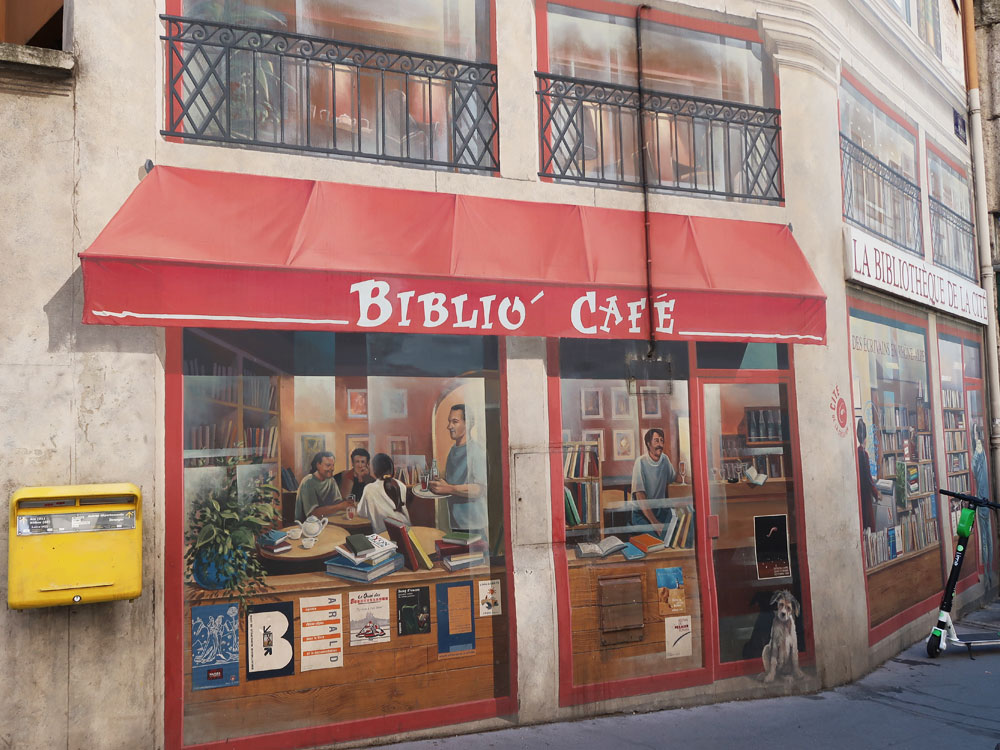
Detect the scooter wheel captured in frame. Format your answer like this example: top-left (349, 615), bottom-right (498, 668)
top-left (926, 633), bottom-right (941, 658)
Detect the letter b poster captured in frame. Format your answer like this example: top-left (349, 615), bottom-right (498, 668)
top-left (247, 601), bottom-right (295, 680)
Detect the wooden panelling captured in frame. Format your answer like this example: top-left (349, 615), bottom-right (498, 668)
top-left (867, 544), bottom-right (941, 628)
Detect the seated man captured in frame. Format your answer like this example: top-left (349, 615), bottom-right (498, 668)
top-left (295, 451), bottom-right (350, 522)
top-left (630, 428), bottom-right (675, 536)
top-left (334, 447), bottom-right (374, 501)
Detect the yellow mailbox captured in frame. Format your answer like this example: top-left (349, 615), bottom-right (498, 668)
top-left (8, 483), bottom-right (142, 609)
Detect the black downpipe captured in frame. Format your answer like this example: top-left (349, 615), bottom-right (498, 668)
top-left (635, 5), bottom-right (655, 360)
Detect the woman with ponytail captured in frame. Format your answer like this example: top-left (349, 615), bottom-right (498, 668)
top-left (357, 452), bottom-right (410, 533)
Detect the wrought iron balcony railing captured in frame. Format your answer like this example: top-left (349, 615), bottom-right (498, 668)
top-left (161, 15), bottom-right (499, 172)
top-left (929, 197), bottom-right (976, 280)
top-left (536, 73), bottom-right (783, 202)
top-left (840, 134), bottom-right (922, 256)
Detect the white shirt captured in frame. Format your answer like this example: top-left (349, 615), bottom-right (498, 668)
top-left (357, 479), bottom-right (411, 533)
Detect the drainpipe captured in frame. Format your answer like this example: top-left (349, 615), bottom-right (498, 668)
top-left (962, 0), bottom-right (1000, 499)
top-left (635, 4), bottom-right (655, 359)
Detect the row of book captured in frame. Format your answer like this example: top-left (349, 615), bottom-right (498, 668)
top-left (564, 482), bottom-right (598, 527)
top-left (863, 508), bottom-right (939, 568)
top-left (882, 405), bottom-right (910, 431)
top-left (917, 433), bottom-right (933, 460)
top-left (563, 445), bottom-right (598, 479)
top-left (943, 411), bottom-right (966, 429)
top-left (941, 388), bottom-right (963, 409)
top-left (281, 467), bottom-right (299, 491)
top-left (881, 430), bottom-right (904, 452)
top-left (242, 373), bottom-right (278, 411)
top-left (948, 473), bottom-right (970, 493)
top-left (945, 430), bottom-right (967, 451)
top-left (185, 422), bottom-right (278, 458)
top-left (184, 363), bottom-right (238, 402)
top-left (662, 505), bottom-right (695, 550)
top-left (948, 452), bottom-right (969, 473)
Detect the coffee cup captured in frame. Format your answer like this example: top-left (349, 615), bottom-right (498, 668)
top-left (301, 536), bottom-right (317, 549)
top-left (286, 527), bottom-right (302, 540)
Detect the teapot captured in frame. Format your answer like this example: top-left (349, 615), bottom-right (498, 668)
top-left (296, 515), bottom-right (328, 538)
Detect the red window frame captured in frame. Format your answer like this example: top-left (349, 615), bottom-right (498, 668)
top-left (163, 329), bottom-right (518, 750)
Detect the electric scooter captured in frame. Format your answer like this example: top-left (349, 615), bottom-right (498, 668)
top-left (926, 488), bottom-right (1000, 658)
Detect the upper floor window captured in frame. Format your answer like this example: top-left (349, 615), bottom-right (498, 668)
top-left (886, 0), bottom-right (942, 58)
top-left (839, 77), bottom-right (922, 255)
top-left (165, 0), bottom-right (498, 172)
top-left (537, 4), bottom-right (781, 202)
top-left (928, 147), bottom-right (975, 279)
top-left (1, 0), bottom-right (63, 49)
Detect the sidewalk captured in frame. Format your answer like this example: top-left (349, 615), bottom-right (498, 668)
top-left (379, 602), bottom-right (1000, 750)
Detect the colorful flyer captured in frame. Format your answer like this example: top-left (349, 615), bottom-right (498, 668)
top-left (300, 593), bottom-right (344, 671)
top-left (753, 514), bottom-right (792, 579)
top-left (664, 615), bottom-right (692, 659)
top-left (191, 603), bottom-right (240, 690)
top-left (246, 601), bottom-right (295, 680)
top-left (349, 589), bottom-right (391, 646)
top-left (477, 579), bottom-right (502, 617)
top-left (656, 567), bottom-right (686, 616)
top-left (396, 587), bottom-right (431, 636)
top-left (436, 581), bottom-right (476, 656)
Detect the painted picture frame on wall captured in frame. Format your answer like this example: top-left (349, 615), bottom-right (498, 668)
top-left (297, 432), bottom-right (334, 477)
top-left (612, 387), bottom-right (631, 418)
top-left (613, 429), bottom-right (635, 461)
top-left (347, 389), bottom-right (368, 419)
top-left (639, 386), bottom-right (661, 419)
top-left (581, 429), bottom-right (605, 461)
top-left (346, 434), bottom-right (370, 460)
top-left (388, 436), bottom-right (409, 458)
top-left (581, 388), bottom-right (603, 419)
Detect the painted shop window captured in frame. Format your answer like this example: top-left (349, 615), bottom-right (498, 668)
top-left (938, 331), bottom-right (994, 583)
top-left (839, 77), bottom-right (921, 255)
top-left (181, 328), bottom-right (509, 745)
top-left (885, 0), bottom-right (942, 58)
top-left (539, 4), bottom-right (780, 200)
top-left (849, 303), bottom-right (944, 631)
top-left (928, 149), bottom-right (975, 279)
top-left (556, 339), bottom-right (703, 685)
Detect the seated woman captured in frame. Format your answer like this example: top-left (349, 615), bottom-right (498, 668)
top-left (357, 453), bottom-right (411, 533)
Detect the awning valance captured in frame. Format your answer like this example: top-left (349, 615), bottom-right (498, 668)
top-left (80, 166), bottom-right (826, 344)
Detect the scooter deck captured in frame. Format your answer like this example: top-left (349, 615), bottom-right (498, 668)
top-left (949, 634), bottom-right (1000, 646)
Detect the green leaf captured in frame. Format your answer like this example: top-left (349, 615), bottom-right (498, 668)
top-left (195, 525), bottom-right (217, 548)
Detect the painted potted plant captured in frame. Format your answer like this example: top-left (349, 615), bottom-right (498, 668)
top-left (185, 468), bottom-right (279, 611)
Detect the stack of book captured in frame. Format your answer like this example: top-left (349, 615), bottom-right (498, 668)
top-left (334, 533), bottom-right (397, 565)
top-left (324, 551), bottom-right (405, 582)
top-left (434, 531), bottom-right (488, 571)
top-left (258, 529), bottom-right (291, 554)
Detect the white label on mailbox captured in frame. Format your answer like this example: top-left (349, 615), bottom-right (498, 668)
top-left (17, 510), bottom-right (136, 535)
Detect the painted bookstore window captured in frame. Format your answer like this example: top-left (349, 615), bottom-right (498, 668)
top-left (544, 5), bottom-right (774, 190)
top-left (557, 340), bottom-right (807, 689)
top-left (181, 329), bottom-right (509, 745)
top-left (849, 305), bottom-right (944, 629)
top-left (938, 332), bottom-right (994, 587)
top-left (558, 340), bottom-right (702, 683)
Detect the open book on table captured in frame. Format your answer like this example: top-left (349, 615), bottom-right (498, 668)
top-left (575, 535), bottom-right (626, 558)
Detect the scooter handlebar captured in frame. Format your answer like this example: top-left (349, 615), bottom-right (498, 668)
top-left (939, 488), bottom-right (1000, 511)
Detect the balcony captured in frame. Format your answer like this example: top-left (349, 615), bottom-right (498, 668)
top-left (929, 197), bottom-right (976, 280)
top-left (536, 73), bottom-right (783, 202)
top-left (840, 134), bottom-right (922, 256)
top-left (161, 15), bottom-right (499, 172)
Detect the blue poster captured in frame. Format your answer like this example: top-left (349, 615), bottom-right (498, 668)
top-left (191, 603), bottom-right (240, 690)
top-left (436, 581), bottom-right (476, 656)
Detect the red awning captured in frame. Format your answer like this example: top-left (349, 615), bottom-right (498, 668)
top-left (80, 166), bottom-right (826, 344)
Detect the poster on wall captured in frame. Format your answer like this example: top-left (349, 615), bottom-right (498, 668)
top-left (655, 567), bottom-right (685, 615)
top-left (397, 587), bottom-right (431, 635)
top-left (664, 616), bottom-right (692, 658)
top-left (349, 589), bottom-right (391, 646)
top-left (478, 579), bottom-right (502, 616)
top-left (246, 601), bottom-right (295, 680)
top-left (296, 432), bottom-right (335, 478)
top-left (299, 594), bottom-right (343, 671)
top-left (436, 581), bottom-right (476, 656)
top-left (754, 514), bottom-right (792, 579)
top-left (191, 603), bottom-right (240, 690)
